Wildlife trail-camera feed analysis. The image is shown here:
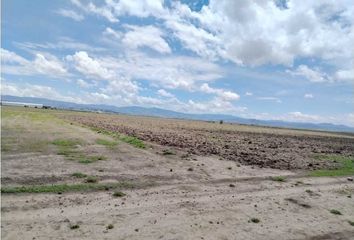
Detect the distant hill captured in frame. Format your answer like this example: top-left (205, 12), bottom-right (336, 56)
top-left (2, 95), bottom-right (354, 133)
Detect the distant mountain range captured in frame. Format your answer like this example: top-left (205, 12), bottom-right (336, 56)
top-left (2, 95), bottom-right (354, 133)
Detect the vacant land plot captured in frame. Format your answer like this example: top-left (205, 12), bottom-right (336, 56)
top-left (1, 106), bottom-right (354, 240)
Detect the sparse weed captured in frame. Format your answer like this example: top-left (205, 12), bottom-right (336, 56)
top-left (112, 191), bottom-right (126, 197)
top-left (271, 176), bottom-right (286, 182)
top-left (162, 149), bottom-right (175, 155)
top-left (330, 209), bottom-right (342, 215)
top-left (1, 182), bottom-right (135, 194)
top-left (85, 176), bottom-right (98, 183)
top-left (96, 138), bottom-right (117, 148)
top-left (72, 172), bottom-right (87, 178)
top-left (107, 224), bottom-right (114, 229)
top-left (70, 224), bottom-right (80, 229)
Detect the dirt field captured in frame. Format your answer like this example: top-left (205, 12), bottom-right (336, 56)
top-left (1, 106), bottom-right (354, 240)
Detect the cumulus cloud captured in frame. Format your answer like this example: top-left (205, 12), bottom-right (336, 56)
top-left (56, 9), bottom-right (84, 21)
top-left (1, 48), bottom-right (67, 77)
top-left (66, 51), bottom-right (114, 80)
top-left (200, 83), bottom-right (239, 101)
top-left (1, 82), bottom-right (80, 103)
top-left (122, 25), bottom-right (171, 54)
top-left (157, 89), bottom-right (174, 98)
top-left (33, 54), bottom-right (67, 75)
top-left (77, 79), bottom-right (95, 88)
top-left (287, 65), bottom-right (331, 83)
top-left (72, 0), bottom-right (166, 22)
top-left (287, 111), bottom-right (321, 122)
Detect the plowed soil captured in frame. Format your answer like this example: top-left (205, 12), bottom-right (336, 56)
top-left (64, 113), bottom-right (354, 170)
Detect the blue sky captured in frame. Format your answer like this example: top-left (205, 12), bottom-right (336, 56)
top-left (1, 0), bottom-right (353, 126)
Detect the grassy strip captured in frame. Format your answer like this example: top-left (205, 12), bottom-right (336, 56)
top-left (91, 127), bottom-right (146, 149)
top-left (310, 155), bottom-right (354, 177)
top-left (52, 138), bottom-right (106, 164)
top-left (1, 182), bottom-right (134, 194)
top-left (96, 138), bottom-right (118, 148)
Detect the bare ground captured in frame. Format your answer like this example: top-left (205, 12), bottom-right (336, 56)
top-left (1, 107), bottom-right (354, 240)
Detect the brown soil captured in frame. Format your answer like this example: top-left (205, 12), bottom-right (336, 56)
top-left (63, 113), bottom-right (354, 170)
top-left (2, 107), bottom-right (354, 240)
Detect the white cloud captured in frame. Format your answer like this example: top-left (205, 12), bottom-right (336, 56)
top-left (33, 53), bottom-right (67, 76)
top-left (77, 79), bottom-right (95, 88)
top-left (287, 65), bottom-right (331, 83)
top-left (245, 92), bottom-right (253, 96)
top-left (98, 51), bottom-right (223, 91)
top-left (1, 82), bottom-right (81, 103)
top-left (122, 25), bottom-right (171, 54)
top-left (257, 97), bottom-right (282, 103)
top-left (103, 27), bottom-right (122, 40)
top-left (304, 93), bottom-right (314, 99)
top-left (200, 83), bottom-right (239, 101)
top-left (334, 68), bottom-right (354, 83)
top-left (56, 9), bottom-right (84, 21)
top-left (187, 97), bottom-right (246, 114)
top-left (157, 89), bottom-right (174, 98)
top-left (66, 51), bottom-right (114, 80)
top-left (1, 48), bottom-right (67, 77)
top-left (1, 48), bottom-right (28, 64)
top-left (71, 0), bottom-right (166, 22)
top-left (287, 111), bottom-right (321, 122)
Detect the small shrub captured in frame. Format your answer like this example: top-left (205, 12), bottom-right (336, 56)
top-left (348, 220), bottom-right (354, 226)
top-left (250, 218), bottom-right (260, 223)
top-left (187, 167), bottom-right (193, 171)
top-left (330, 209), bottom-right (342, 215)
top-left (72, 172), bottom-right (87, 178)
top-left (113, 191), bottom-right (126, 197)
top-left (70, 224), bottom-right (80, 229)
top-left (107, 224), bottom-right (114, 229)
top-left (162, 149), bottom-right (175, 155)
top-left (271, 176), bottom-right (286, 182)
top-left (85, 176), bottom-right (98, 183)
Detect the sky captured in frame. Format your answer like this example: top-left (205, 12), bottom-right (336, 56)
top-left (1, 0), bottom-right (353, 126)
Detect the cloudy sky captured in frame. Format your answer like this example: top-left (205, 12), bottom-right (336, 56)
top-left (1, 0), bottom-right (353, 126)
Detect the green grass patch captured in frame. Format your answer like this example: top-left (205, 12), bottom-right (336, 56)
top-left (310, 155), bottom-right (354, 177)
top-left (96, 138), bottom-right (118, 148)
top-left (78, 155), bottom-right (106, 164)
top-left (90, 127), bottom-right (146, 149)
top-left (85, 176), bottom-right (98, 183)
top-left (348, 220), bottom-right (354, 226)
top-left (119, 135), bottom-right (145, 148)
top-left (71, 172), bottom-right (87, 178)
top-left (271, 176), bottom-right (286, 182)
top-left (1, 182), bottom-right (135, 194)
top-left (52, 139), bottom-right (82, 147)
